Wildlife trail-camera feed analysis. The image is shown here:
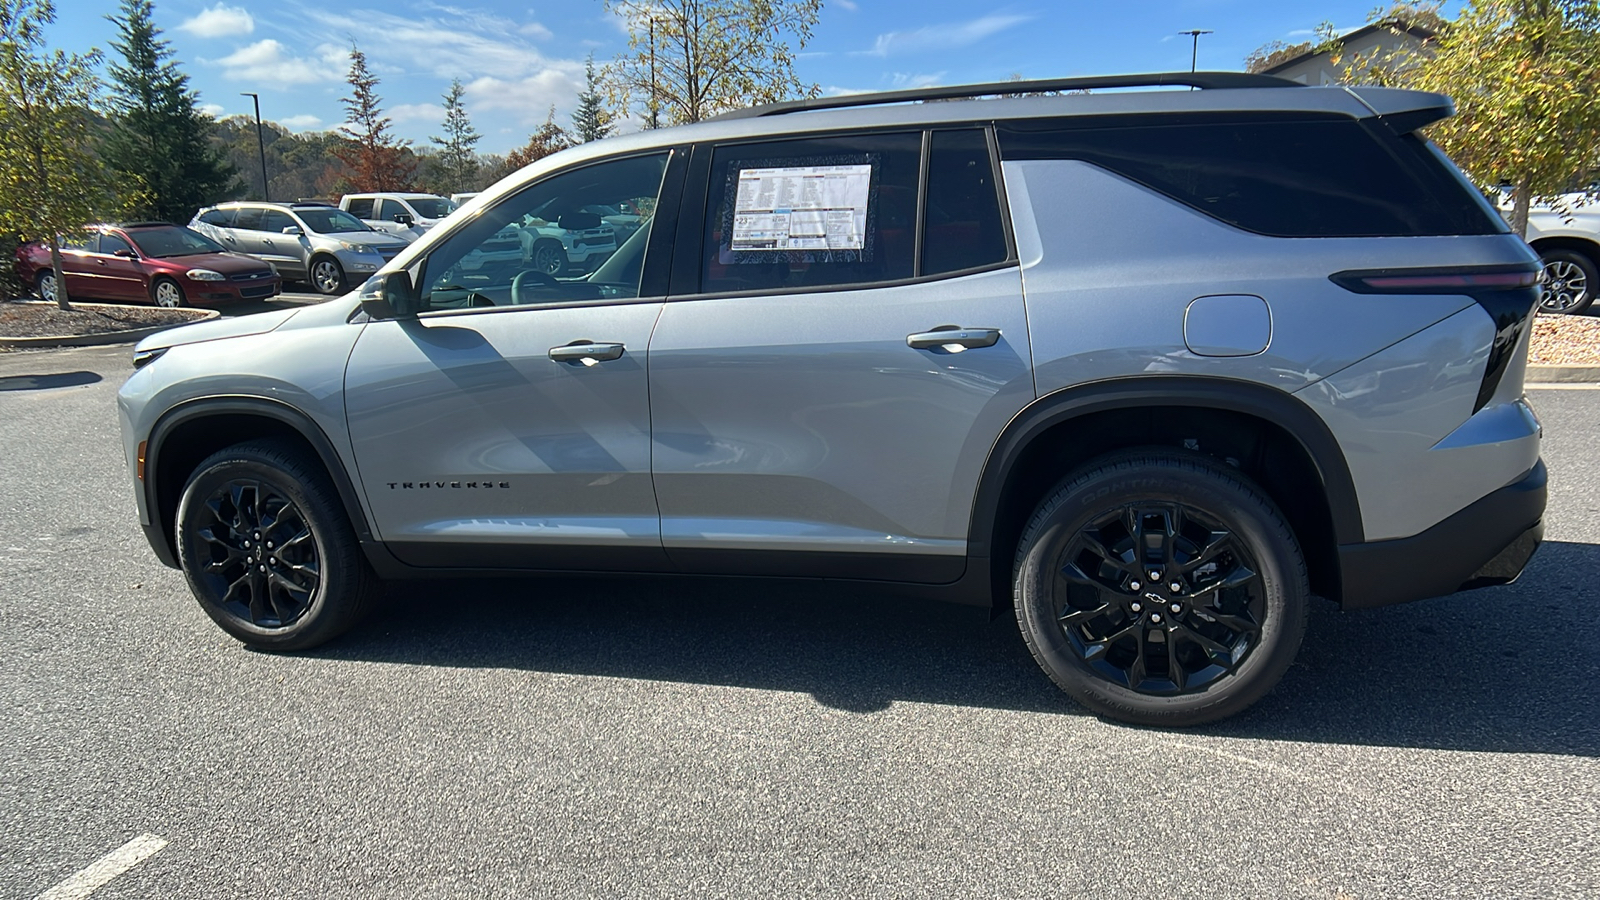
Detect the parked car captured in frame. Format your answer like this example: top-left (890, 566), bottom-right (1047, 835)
top-left (339, 193), bottom-right (459, 242)
top-left (190, 202), bottom-right (409, 295)
top-left (449, 192), bottom-right (480, 206)
top-left (16, 222), bottom-right (280, 308)
top-left (119, 73), bottom-right (1545, 727)
top-left (1520, 187), bottom-right (1600, 314)
top-left (515, 209), bottom-right (617, 275)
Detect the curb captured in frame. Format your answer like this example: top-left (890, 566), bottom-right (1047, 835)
top-left (0, 303), bottom-right (218, 349)
top-left (1527, 364), bottom-right (1600, 384)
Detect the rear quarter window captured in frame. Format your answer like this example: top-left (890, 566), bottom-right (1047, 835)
top-left (998, 113), bottom-right (1505, 238)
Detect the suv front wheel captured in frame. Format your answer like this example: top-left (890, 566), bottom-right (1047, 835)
top-left (175, 440), bottom-right (377, 650)
top-left (1013, 451), bottom-right (1308, 727)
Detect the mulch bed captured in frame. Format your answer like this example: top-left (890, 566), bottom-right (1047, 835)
top-left (1529, 311), bottom-right (1600, 365)
top-left (0, 299), bottom-right (207, 339)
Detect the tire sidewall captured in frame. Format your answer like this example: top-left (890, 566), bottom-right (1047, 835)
top-left (311, 257), bottom-right (345, 295)
top-left (1540, 248), bottom-right (1598, 314)
top-left (152, 277), bottom-right (185, 308)
top-left (175, 452), bottom-right (341, 649)
top-left (1015, 458), bottom-right (1306, 725)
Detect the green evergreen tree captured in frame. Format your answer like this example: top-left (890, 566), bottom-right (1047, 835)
top-left (428, 78), bottom-right (479, 194)
top-left (571, 53), bottom-right (613, 143)
top-left (103, 0), bottom-right (235, 224)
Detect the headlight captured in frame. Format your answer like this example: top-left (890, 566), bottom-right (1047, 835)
top-left (339, 241), bottom-right (376, 254)
top-left (185, 268), bottom-right (225, 281)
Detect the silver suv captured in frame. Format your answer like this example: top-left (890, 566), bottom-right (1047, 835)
top-left (120, 74), bottom-right (1546, 726)
top-left (190, 201), bottom-right (410, 295)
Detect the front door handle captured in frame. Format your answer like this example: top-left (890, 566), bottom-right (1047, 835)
top-left (906, 326), bottom-right (1001, 351)
top-left (549, 341), bottom-right (625, 364)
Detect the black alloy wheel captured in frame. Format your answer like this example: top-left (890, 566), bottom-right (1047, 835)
top-left (192, 479), bottom-right (320, 628)
top-left (176, 440), bottom-right (376, 650)
top-left (1014, 451), bottom-right (1308, 726)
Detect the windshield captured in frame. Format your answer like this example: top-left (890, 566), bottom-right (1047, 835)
top-left (126, 226), bottom-right (227, 258)
top-left (295, 207), bottom-right (372, 234)
top-left (408, 198), bottom-right (456, 219)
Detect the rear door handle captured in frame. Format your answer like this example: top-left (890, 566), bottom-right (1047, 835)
top-left (906, 326), bottom-right (1001, 350)
top-left (549, 341), bottom-right (625, 364)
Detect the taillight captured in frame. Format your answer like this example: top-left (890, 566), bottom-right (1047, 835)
top-left (1329, 264), bottom-right (1543, 413)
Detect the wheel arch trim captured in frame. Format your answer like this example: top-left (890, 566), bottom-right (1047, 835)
top-left (966, 375), bottom-right (1364, 558)
top-left (142, 395), bottom-right (373, 566)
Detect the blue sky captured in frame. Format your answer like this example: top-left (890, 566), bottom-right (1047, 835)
top-left (52, 1), bottom-right (1411, 154)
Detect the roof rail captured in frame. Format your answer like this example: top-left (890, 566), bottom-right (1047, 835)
top-left (116, 221), bottom-right (178, 228)
top-left (712, 71), bottom-right (1302, 121)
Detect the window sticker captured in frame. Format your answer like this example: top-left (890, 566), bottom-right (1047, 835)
top-left (730, 164), bottom-right (873, 252)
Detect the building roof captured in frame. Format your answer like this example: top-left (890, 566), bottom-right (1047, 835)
top-left (1261, 21), bottom-right (1437, 76)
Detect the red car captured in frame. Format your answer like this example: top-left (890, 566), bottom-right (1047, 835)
top-left (17, 222), bottom-right (282, 308)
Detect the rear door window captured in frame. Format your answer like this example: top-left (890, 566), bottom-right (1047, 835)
top-left (923, 129), bottom-right (1009, 276)
top-left (345, 198), bottom-right (375, 219)
top-left (700, 132), bottom-right (920, 294)
top-left (198, 208), bottom-right (235, 227)
top-left (232, 207), bottom-right (266, 231)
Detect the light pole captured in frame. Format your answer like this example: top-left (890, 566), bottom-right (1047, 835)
top-left (646, 17), bottom-right (659, 129)
top-left (240, 92), bottom-right (269, 200)
top-left (1179, 29), bottom-right (1213, 73)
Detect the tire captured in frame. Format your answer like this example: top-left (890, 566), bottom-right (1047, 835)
top-left (175, 439), bottom-right (377, 651)
top-left (35, 270), bottom-right (59, 304)
top-left (152, 277), bottom-right (186, 308)
top-left (1538, 247), bottom-right (1598, 315)
top-left (1012, 450), bottom-right (1309, 727)
top-left (530, 241), bottom-right (567, 276)
top-left (309, 256), bottom-right (346, 295)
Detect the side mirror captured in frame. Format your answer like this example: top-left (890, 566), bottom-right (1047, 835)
top-left (394, 213), bottom-right (415, 226)
top-left (557, 211), bottom-right (601, 231)
top-left (358, 270), bottom-right (417, 319)
top-left (113, 249), bottom-right (138, 259)
top-left (281, 225), bottom-right (303, 236)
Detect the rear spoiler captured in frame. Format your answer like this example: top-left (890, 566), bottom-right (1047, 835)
top-left (1343, 87), bottom-right (1455, 133)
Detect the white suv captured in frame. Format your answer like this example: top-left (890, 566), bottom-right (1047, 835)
top-left (340, 193), bottom-right (459, 242)
top-left (1511, 187), bottom-right (1599, 314)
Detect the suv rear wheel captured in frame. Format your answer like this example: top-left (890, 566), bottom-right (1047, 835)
top-left (1013, 451), bottom-right (1308, 726)
top-left (175, 440), bottom-right (377, 650)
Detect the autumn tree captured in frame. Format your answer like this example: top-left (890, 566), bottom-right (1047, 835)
top-left (104, 0), bottom-right (236, 223)
top-left (333, 45), bottom-right (413, 191)
top-left (505, 106), bottom-right (571, 170)
top-left (0, 0), bottom-right (120, 310)
top-left (571, 53), bottom-right (613, 143)
top-left (1385, 1), bottom-right (1600, 236)
top-left (604, 0), bottom-right (821, 126)
top-left (1245, 21), bottom-right (1339, 73)
top-left (428, 78), bottom-right (479, 194)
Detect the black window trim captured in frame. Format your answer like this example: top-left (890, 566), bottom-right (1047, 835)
top-left (670, 122), bottom-right (1019, 303)
top-left (401, 146), bottom-right (688, 321)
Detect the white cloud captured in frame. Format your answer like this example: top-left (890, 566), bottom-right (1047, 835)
top-left (178, 4), bottom-right (255, 39)
top-left (390, 102), bottom-right (445, 124)
top-left (835, 0), bottom-right (859, 9)
top-left (198, 102), bottom-right (224, 117)
top-left (300, 7), bottom-right (572, 81)
top-left (859, 14), bottom-right (1031, 57)
top-left (519, 22), bottom-right (553, 40)
top-left (464, 70), bottom-right (584, 128)
top-left (279, 114), bottom-right (324, 130)
top-left (889, 71), bottom-right (945, 89)
top-left (208, 40), bottom-right (345, 85)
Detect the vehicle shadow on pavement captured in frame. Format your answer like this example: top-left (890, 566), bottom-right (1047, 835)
top-left (317, 539), bottom-right (1599, 756)
top-left (0, 371), bottom-right (102, 391)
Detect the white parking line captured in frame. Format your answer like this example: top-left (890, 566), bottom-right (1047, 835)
top-left (1527, 383), bottom-right (1600, 389)
top-left (33, 833), bottom-right (168, 900)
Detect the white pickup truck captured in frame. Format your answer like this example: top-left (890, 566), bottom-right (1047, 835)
top-left (338, 193), bottom-right (458, 243)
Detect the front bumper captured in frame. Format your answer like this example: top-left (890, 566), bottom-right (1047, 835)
top-left (1337, 460), bottom-right (1545, 609)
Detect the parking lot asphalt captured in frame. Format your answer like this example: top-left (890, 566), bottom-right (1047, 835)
top-left (1, 345), bottom-right (1596, 899)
